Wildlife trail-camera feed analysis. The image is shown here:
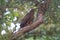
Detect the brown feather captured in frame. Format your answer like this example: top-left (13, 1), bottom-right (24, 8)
top-left (20, 9), bottom-right (35, 28)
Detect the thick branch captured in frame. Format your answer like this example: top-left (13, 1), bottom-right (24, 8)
top-left (12, 14), bottom-right (43, 40)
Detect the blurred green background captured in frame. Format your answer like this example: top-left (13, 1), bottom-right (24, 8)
top-left (0, 0), bottom-right (60, 40)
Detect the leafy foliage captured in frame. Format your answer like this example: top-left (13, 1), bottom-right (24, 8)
top-left (0, 0), bottom-right (60, 40)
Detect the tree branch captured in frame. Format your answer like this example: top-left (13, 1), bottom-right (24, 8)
top-left (12, 14), bottom-right (43, 40)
